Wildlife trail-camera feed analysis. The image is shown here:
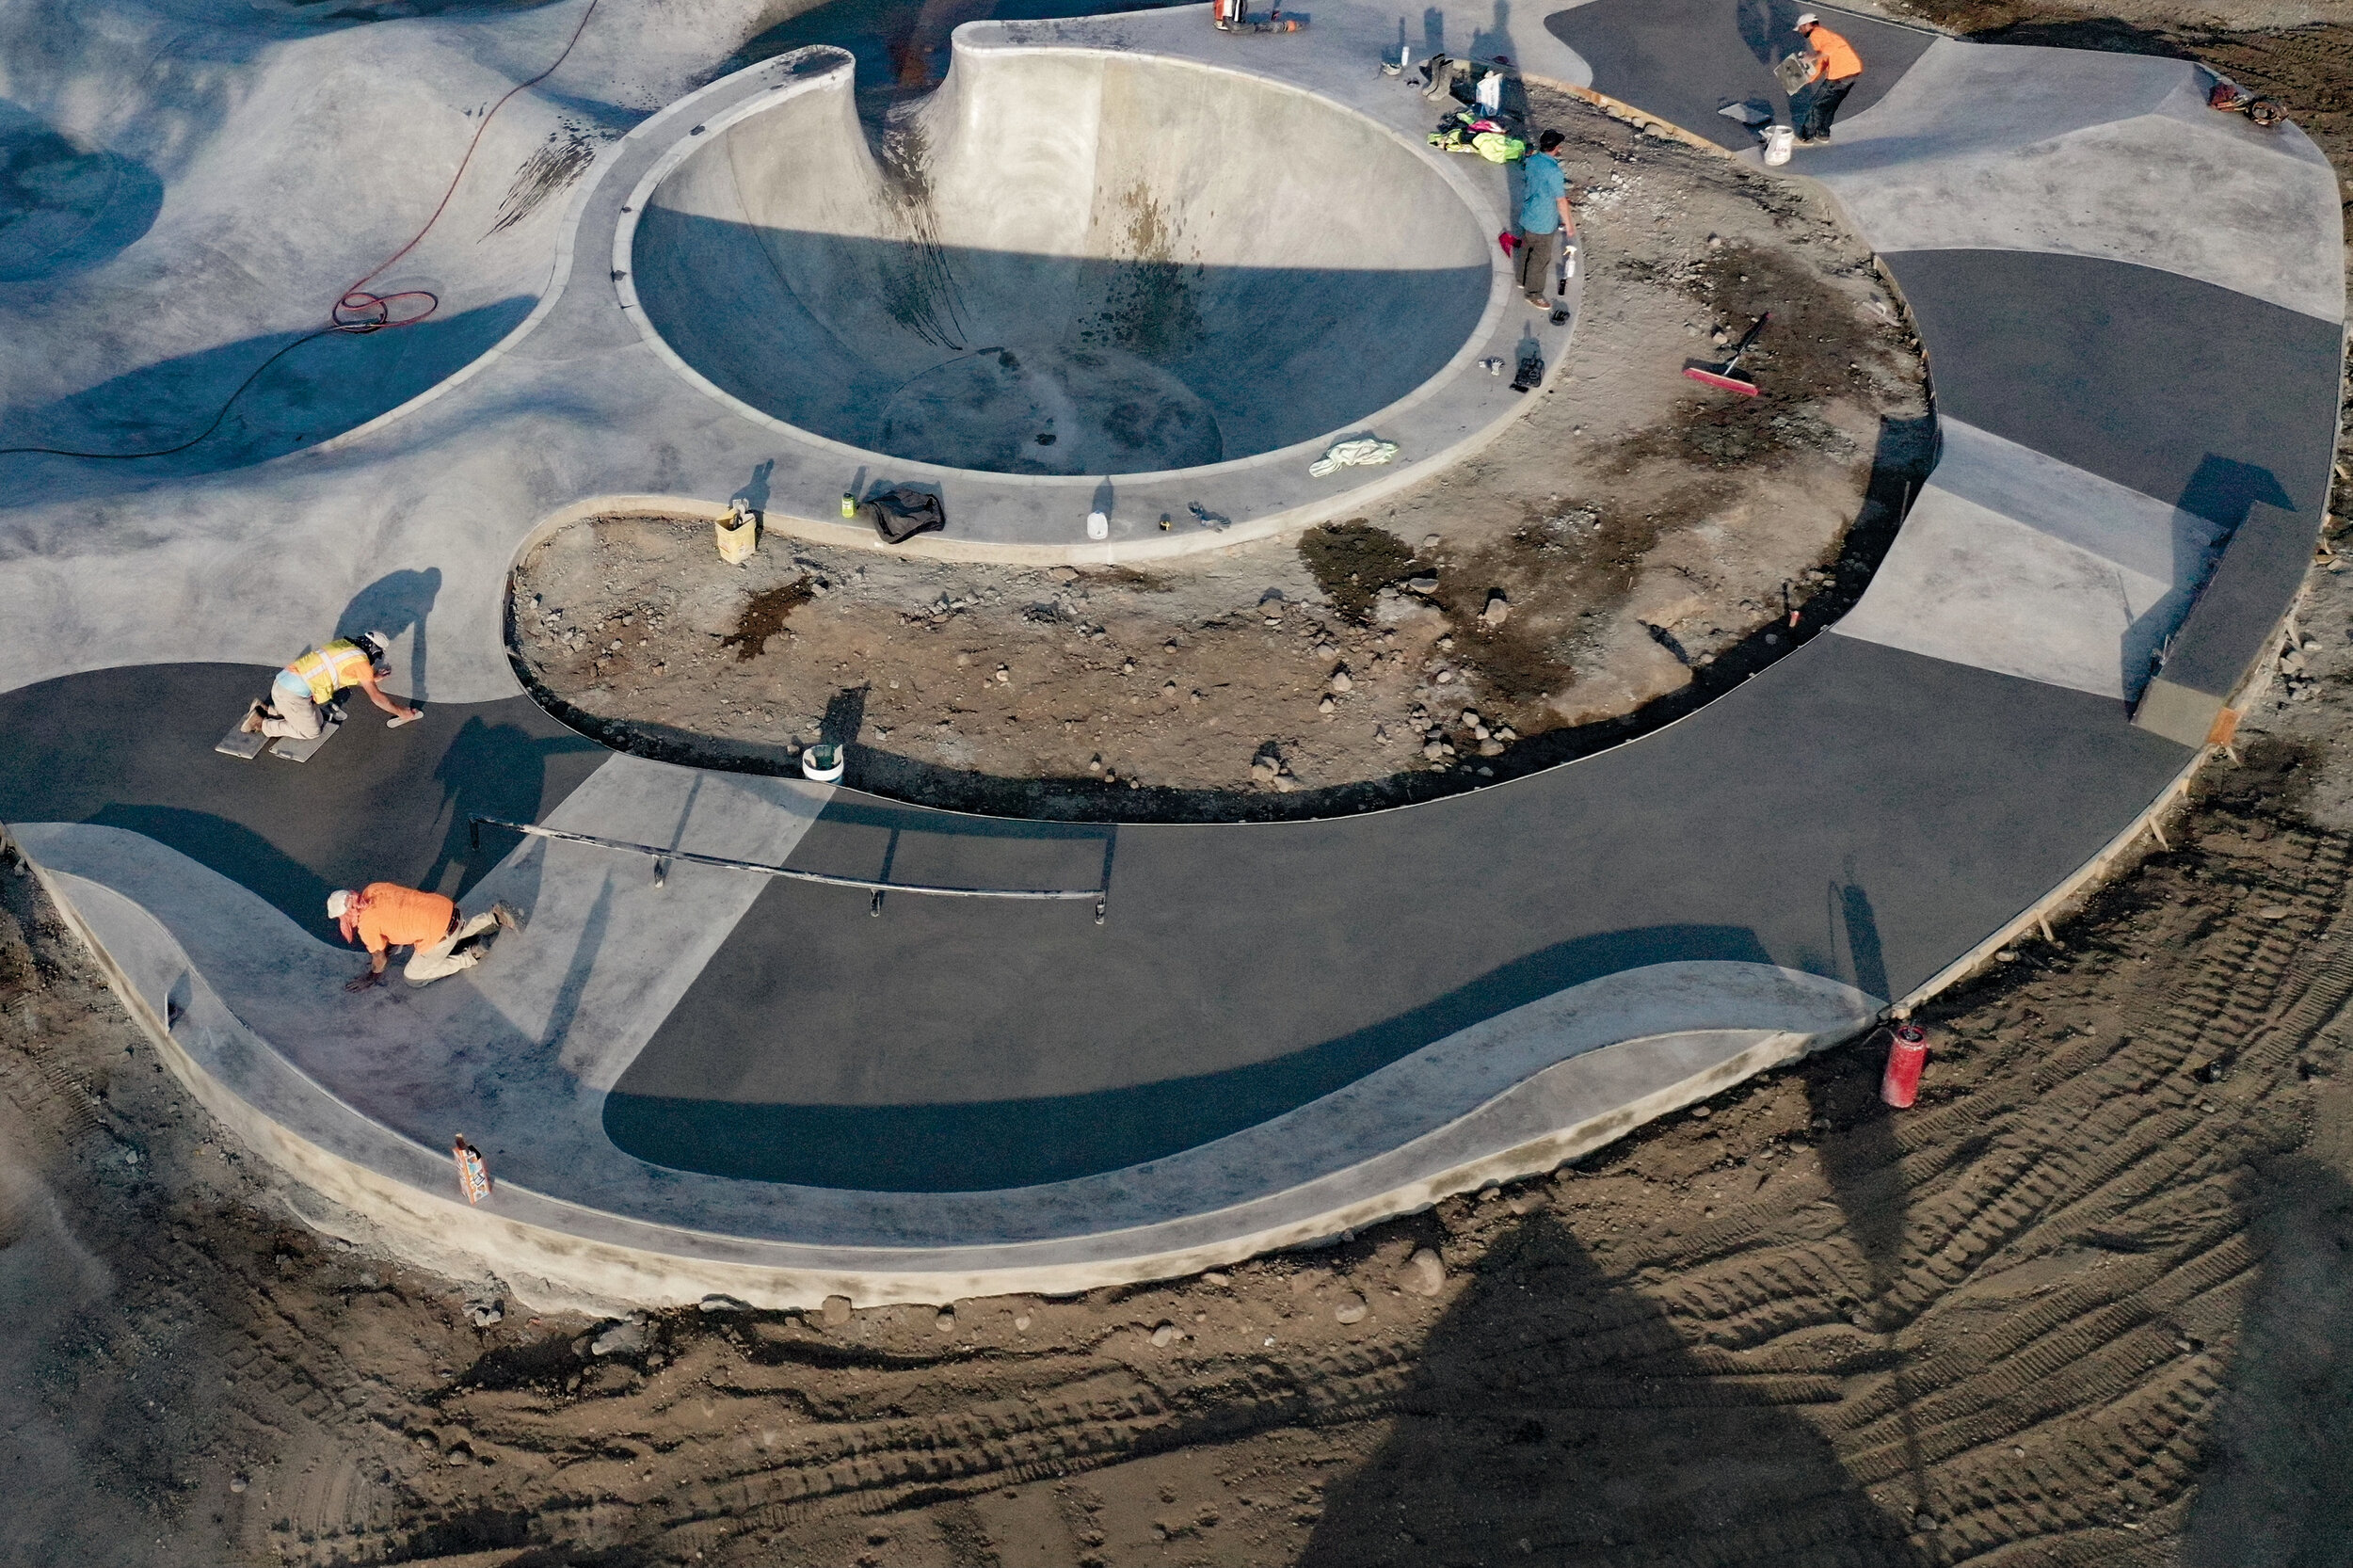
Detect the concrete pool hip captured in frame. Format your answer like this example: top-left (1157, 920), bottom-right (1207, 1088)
top-left (623, 46), bottom-right (1497, 479)
top-left (0, 0), bottom-right (2340, 1309)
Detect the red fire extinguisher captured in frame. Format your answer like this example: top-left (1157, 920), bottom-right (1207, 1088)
top-left (1881, 1021), bottom-right (1929, 1108)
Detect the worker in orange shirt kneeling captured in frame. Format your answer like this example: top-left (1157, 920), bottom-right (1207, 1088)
top-left (329, 884), bottom-right (520, 991)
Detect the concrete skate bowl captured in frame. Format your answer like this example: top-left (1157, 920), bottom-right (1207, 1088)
top-left (625, 48), bottom-right (1493, 477)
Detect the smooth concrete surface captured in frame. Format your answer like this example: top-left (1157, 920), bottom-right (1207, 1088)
top-left (1834, 419), bottom-right (2228, 701)
top-left (0, 0), bottom-right (2343, 1300)
top-left (1544, 0), bottom-right (1936, 152)
top-left (21, 838), bottom-right (1878, 1306)
top-left (0, 3), bottom-right (1586, 704)
top-left (607, 634), bottom-right (2192, 1191)
top-left (632, 47), bottom-right (1490, 473)
top-left (0, 664), bottom-right (607, 935)
top-left (1805, 41), bottom-right (2345, 325)
top-left (1882, 246), bottom-right (2340, 542)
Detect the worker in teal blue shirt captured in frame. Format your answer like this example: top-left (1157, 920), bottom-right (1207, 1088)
top-left (1515, 129), bottom-right (1576, 308)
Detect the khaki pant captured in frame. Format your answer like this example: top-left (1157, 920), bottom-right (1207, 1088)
top-left (1515, 227), bottom-right (1562, 300)
top-left (262, 672), bottom-right (326, 740)
top-left (404, 909), bottom-right (499, 984)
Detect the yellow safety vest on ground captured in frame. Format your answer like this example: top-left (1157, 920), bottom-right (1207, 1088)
top-left (286, 640), bottom-right (374, 705)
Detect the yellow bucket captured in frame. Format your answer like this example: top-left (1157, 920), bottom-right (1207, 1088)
top-left (716, 504), bottom-right (759, 565)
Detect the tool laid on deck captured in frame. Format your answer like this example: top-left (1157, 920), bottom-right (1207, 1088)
top-left (1212, 0), bottom-right (1305, 30)
top-left (1684, 312), bottom-right (1770, 396)
top-left (455, 1135), bottom-right (492, 1204)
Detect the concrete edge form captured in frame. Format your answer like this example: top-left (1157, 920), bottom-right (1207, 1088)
top-left (24, 847), bottom-right (1871, 1307)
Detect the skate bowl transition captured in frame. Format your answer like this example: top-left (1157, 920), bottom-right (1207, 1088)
top-left (628, 50), bottom-right (1490, 476)
top-left (0, 0), bottom-right (2343, 1313)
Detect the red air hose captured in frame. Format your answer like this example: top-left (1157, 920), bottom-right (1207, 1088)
top-left (1, 0), bottom-right (603, 458)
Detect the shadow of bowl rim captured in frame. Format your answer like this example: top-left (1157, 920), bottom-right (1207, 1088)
top-left (609, 41), bottom-right (1520, 488)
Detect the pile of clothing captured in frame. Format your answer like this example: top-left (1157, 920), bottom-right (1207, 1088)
top-left (1429, 107), bottom-right (1526, 163)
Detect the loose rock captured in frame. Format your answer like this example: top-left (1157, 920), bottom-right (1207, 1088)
top-left (1401, 1248), bottom-right (1446, 1297)
top-left (589, 1317), bottom-right (648, 1357)
top-left (1333, 1292), bottom-right (1369, 1325)
top-left (821, 1294), bottom-right (853, 1327)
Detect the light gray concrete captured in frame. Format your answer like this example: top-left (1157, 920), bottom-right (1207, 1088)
top-left (2, 0), bottom-right (2341, 1305)
top-left (19, 817), bottom-right (1872, 1306)
top-left (1806, 40), bottom-right (2344, 324)
top-left (0, 2), bottom-right (1587, 704)
top-left (632, 47), bottom-right (1490, 474)
top-left (1833, 418), bottom-right (2228, 699)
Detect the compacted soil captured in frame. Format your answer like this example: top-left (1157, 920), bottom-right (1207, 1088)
top-left (11, 642), bottom-right (2353, 1565)
top-left (513, 83), bottom-right (1928, 822)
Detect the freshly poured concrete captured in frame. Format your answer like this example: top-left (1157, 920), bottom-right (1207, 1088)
top-left (0, 0), bottom-right (2342, 1304)
top-left (1836, 419), bottom-right (2229, 701)
top-left (632, 50), bottom-right (1489, 473)
top-left (1803, 40), bottom-right (2345, 325)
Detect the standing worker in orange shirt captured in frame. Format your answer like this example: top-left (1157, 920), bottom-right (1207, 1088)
top-left (328, 884), bottom-right (519, 991)
top-left (1790, 13), bottom-right (1864, 146)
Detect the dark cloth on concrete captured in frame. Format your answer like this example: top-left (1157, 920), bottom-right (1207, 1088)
top-left (1793, 75), bottom-right (1855, 141)
top-left (1514, 226), bottom-right (1562, 300)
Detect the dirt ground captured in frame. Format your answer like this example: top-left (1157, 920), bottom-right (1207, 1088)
top-left (512, 83), bottom-right (1927, 822)
top-left (8, 9), bottom-right (2353, 1568)
top-left (12, 587), bottom-right (2353, 1566)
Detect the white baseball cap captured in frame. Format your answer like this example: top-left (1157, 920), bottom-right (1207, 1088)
top-left (326, 889), bottom-right (353, 919)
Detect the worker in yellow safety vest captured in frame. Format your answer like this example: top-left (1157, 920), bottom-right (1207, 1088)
top-left (240, 632), bottom-right (421, 739)
top-left (1790, 14), bottom-right (1864, 146)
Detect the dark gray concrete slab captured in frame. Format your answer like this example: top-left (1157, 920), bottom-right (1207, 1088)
top-left (1544, 0), bottom-right (1935, 150)
top-left (1885, 248), bottom-right (2339, 732)
top-left (609, 634), bottom-right (2188, 1190)
top-left (0, 664), bottom-right (608, 940)
top-left (1883, 248), bottom-right (2341, 525)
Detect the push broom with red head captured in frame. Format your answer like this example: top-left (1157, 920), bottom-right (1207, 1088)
top-left (1684, 312), bottom-right (1771, 396)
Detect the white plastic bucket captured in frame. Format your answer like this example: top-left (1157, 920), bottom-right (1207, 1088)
top-left (1763, 124), bottom-right (1795, 167)
top-left (800, 744), bottom-right (845, 783)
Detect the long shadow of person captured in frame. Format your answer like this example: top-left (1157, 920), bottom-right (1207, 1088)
top-left (1302, 1211), bottom-right (1923, 1565)
top-left (416, 716), bottom-right (606, 900)
top-left (337, 567), bottom-right (441, 696)
top-left (2184, 1153), bottom-right (2353, 1565)
top-left (823, 684), bottom-right (869, 748)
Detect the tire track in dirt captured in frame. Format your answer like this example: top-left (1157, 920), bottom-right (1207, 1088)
top-left (10, 772), bottom-right (2353, 1565)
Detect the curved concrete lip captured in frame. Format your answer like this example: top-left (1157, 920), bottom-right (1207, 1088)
top-left (0, 0), bottom-right (2339, 1311)
top-left (620, 47), bottom-right (1501, 486)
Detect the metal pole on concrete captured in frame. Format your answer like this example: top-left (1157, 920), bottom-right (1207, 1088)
top-left (469, 816), bottom-right (1110, 920)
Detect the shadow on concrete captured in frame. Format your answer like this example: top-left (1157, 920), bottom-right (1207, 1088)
top-left (0, 664), bottom-right (605, 940)
top-left (630, 211), bottom-right (1482, 474)
top-left (248, 0), bottom-right (573, 25)
top-left (339, 567), bottom-right (441, 696)
top-left (0, 296), bottom-right (534, 501)
top-left (511, 408), bottom-right (1944, 828)
top-left (1547, 0), bottom-right (1933, 151)
top-left (0, 100), bottom-right (164, 282)
top-left (603, 921), bottom-right (1775, 1190)
top-left (735, 0), bottom-right (1196, 129)
top-left (2183, 1154), bottom-right (2353, 1566)
top-left (538, 871), bottom-right (617, 1049)
top-left (419, 715), bottom-right (609, 901)
top-left (1882, 249), bottom-right (2339, 525)
top-left (1299, 1210), bottom-right (1923, 1564)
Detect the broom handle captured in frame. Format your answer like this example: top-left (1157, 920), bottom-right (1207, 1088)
top-left (1728, 312), bottom-right (1772, 360)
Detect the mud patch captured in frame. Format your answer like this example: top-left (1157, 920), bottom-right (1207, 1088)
top-left (717, 579), bottom-right (815, 662)
top-left (1297, 520), bottom-right (1422, 623)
